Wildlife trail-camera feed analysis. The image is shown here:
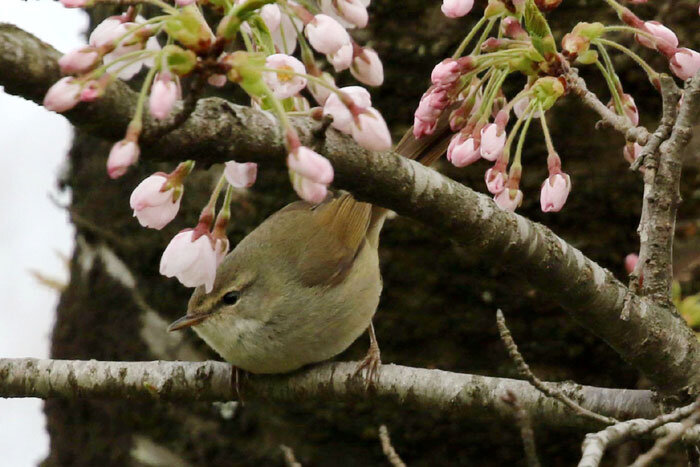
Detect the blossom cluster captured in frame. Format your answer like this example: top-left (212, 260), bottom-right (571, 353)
top-left (413, 0), bottom-right (698, 214)
top-left (49, 0), bottom-right (390, 291)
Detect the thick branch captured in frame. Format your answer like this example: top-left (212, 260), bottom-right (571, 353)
top-left (3, 24), bottom-right (700, 394)
top-left (0, 358), bottom-right (658, 431)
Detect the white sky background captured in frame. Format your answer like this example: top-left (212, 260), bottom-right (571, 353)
top-left (0, 2), bottom-right (87, 466)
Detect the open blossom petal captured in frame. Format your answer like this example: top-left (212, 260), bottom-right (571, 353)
top-left (263, 54), bottom-right (307, 99)
top-left (351, 48), bottom-right (384, 86)
top-left (260, 4), bottom-right (282, 32)
top-left (308, 72), bottom-right (336, 105)
top-left (43, 77), bottom-right (81, 113)
top-left (494, 189), bottom-right (523, 212)
top-left (89, 17), bottom-right (124, 49)
top-left (540, 173), bottom-right (571, 212)
top-left (288, 146), bottom-right (334, 185)
top-left (130, 174), bottom-right (181, 229)
top-left (224, 161), bottom-right (258, 188)
top-left (107, 140), bottom-right (140, 179)
top-left (305, 14), bottom-right (351, 55)
top-left (160, 230), bottom-right (218, 292)
top-left (272, 12), bottom-right (303, 54)
top-left (670, 48), bottom-right (700, 81)
top-left (335, 0), bottom-right (369, 28)
top-left (323, 86), bottom-right (372, 133)
top-left (441, 0), bottom-right (474, 18)
top-left (351, 107), bottom-right (392, 151)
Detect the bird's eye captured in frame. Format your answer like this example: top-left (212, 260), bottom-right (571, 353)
top-left (222, 291), bottom-right (240, 305)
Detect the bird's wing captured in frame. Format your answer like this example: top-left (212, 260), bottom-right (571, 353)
top-left (293, 193), bottom-right (373, 288)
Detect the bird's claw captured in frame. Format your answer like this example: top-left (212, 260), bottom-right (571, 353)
top-left (353, 341), bottom-right (381, 390)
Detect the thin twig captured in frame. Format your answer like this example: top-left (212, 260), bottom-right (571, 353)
top-left (496, 310), bottom-right (617, 425)
top-left (629, 411), bottom-right (700, 467)
top-left (280, 445), bottom-right (302, 467)
top-left (502, 390), bottom-right (541, 467)
top-left (578, 400), bottom-right (700, 467)
top-left (378, 425), bottom-right (406, 467)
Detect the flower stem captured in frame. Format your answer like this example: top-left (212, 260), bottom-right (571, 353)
top-left (471, 17), bottom-right (498, 56)
top-left (538, 103), bottom-right (555, 155)
top-left (452, 16), bottom-right (488, 59)
top-left (594, 50), bottom-right (624, 115)
top-left (597, 38), bottom-right (659, 84)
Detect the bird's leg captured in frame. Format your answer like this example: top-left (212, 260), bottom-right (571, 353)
top-left (353, 321), bottom-right (382, 389)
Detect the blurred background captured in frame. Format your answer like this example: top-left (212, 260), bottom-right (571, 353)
top-left (0, 2), bottom-right (86, 466)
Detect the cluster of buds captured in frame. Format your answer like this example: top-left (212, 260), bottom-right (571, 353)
top-left (50, 0), bottom-right (391, 292)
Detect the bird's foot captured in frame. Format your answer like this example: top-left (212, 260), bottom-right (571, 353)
top-left (230, 365), bottom-right (246, 405)
top-left (353, 322), bottom-right (381, 389)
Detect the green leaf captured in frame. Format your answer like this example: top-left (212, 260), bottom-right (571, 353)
top-left (524, 0), bottom-right (556, 56)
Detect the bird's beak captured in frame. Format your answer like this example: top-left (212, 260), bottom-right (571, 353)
top-left (167, 313), bottom-right (210, 332)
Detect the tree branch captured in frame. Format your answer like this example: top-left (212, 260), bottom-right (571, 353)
top-left (2, 24), bottom-right (700, 395)
top-left (0, 358), bottom-right (659, 431)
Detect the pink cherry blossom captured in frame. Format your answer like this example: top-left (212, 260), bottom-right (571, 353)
top-left (305, 14), bottom-right (351, 55)
top-left (351, 48), bottom-right (384, 86)
top-left (441, 0), bottom-right (474, 18)
top-left (149, 74), bottom-right (180, 120)
top-left (431, 59), bottom-right (461, 87)
top-left (323, 86), bottom-right (372, 133)
top-left (271, 12), bottom-right (303, 54)
top-left (260, 4), bottom-right (282, 32)
top-left (480, 124), bottom-right (506, 161)
top-left (328, 42), bottom-right (354, 72)
top-left (59, 47), bottom-right (100, 74)
top-left (540, 173), bottom-right (571, 212)
top-left (351, 107), bottom-right (392, 151)
top-left (625, 253), bottom-right (639, 274)
top-left (103, 34), bottom-right (160, 80)
top-left (447, 134), bottom-right (481, 167)
top-left (224, 161), bottom-right (258, 188)
top-left (636, 21), bottom-right (678, 50)
top-left (160, 230), bottom-right (218, 292)
top-left (263, 54), bottom-right (307, 99)
top-left (485, 167), bottom-right (507, 194)
top-left (107, 140), bottom-right (140, 179)
top-left (334, 0), bottom-right (369, 28)
top-left (670, 48), bottom-right (700, 80)
top-left (494, 189), bottom-right (523, 212)
top-left (130, 174), bottom-right (181, 230)
top-left (89, 17), bottom-right (125, 50)
top-left (513, 96), bottom-right (542, 119)
top-left (292, 175), bottom-right (328, 204)
top-left (413, 118), bottom-right (436, 139)
top-left (287, 146), bottom-right (334, 185)
top-left (43, 77), bottom-right (81, 113)
top-left (60, 0), bottom-right (87, 7)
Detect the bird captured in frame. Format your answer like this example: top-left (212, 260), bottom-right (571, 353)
top-left (167, 117), bottom-right (453, 382)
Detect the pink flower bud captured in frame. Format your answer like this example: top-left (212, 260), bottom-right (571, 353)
top-left (107, 140), bottom-right (140, 179)
top-left (494, 189), bottom-right (523, 212)
top-left (670, 48), bottom-right (700, 81)
top-left (328, 42), bottom-right (354, 72)
top-left (59, 47), bottom-right (100, 74)
top-left (441, 0), bottom-right (474, 18)
top-left (334, 0), bottom-right (369, 28)
top-left (288, 146), bottom-right (334, 185)
top-left (160, 229), bottom-right (218, 292)
top-left (130, 174), bottom-right (181, 230)
top-left (60, 0), bottom-right (87, 7)
top-left (149, 74), bottom-right (180, 120)
top-left (224, 161), bottom-right (258, 188)
top-left (485, 167), bottom-right (507, 194)
top-left (292, 175), bottom-right (328, 204)
top-left (635, 21), bottom-right (678, 50)
top-left (305, 14), bottom-right (351, 55)
top-left (413, 117), bottom-right (436, 139)
top-left (540, 173), bottom-right (571, 212)
top-left (431, 59), bottom-right (461, 87)
top-left (352, 107), bottom-right (392, 151)
top-left (263, 54), bottom-right (307, 99)
top-left (43, 77), bottom-right (82, 112)
top-left (79, 80), bottom-right (102, 102)
top-left (208, 74), bottom-right (227, 87)
top-left (623, 142), bottom-right (643, 165)
top-left (351, 48), bottom-right (384, 87)
top-left (272, 13), bottom-right (303, 54)
top-left (447, 134), bottom-right (481, 167)
top-left (89, 17), bottom-right (125, 50)
top-left (479, 124), bottom-right (506, 161)
top-left (323, 86), bottom-right (372, 133)
top-left (625, 253), bottom-right (639, 274)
